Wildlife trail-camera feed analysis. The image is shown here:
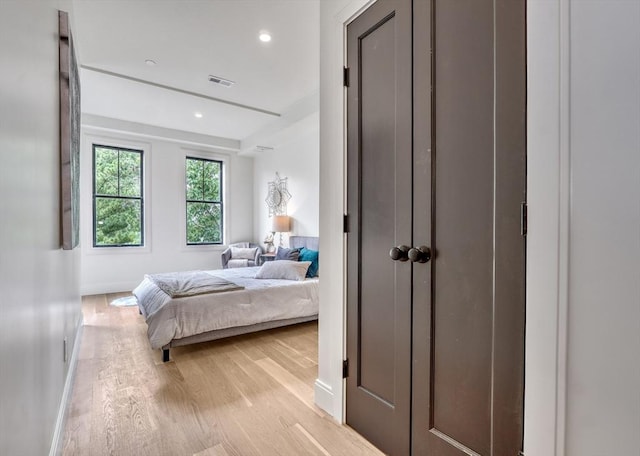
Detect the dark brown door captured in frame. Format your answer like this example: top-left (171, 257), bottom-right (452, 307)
top-left (345, 0), bottom-right (413, 454)
top-left (346, 0), bottom-right (526, 455)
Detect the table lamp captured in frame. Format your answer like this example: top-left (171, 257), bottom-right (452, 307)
top-left (272, 215), bottom-right (291, 247)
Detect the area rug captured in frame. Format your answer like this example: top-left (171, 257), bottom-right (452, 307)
top-left (109, 295), bottom-right (138, 307)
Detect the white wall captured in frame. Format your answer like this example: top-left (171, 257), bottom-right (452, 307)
top-left (527, 1), bottom-right (640, 455)
top-left (80, 117), bottom-right (254, 295)
top-left (252, 112), bottom-right (320, 246)
top-left (0, 1), bottom-right (82, 455)
top-left (566, 1), bottom-right (640, 454)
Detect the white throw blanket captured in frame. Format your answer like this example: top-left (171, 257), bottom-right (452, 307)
top-left (145, 270), bottom-right (243, 298)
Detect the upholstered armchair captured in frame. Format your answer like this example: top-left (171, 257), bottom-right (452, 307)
top-left (221, 242), bottom-right (262, 269)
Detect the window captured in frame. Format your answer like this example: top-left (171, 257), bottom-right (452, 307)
top-left (93, 144), bottom-right (143, 247)
top-left (185, 157), bottom-right (223, 245)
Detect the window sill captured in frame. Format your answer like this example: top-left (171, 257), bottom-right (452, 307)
top-left (179, 243), bottom-right (227, 253)
top-left (85, 244), bottom-right (152, 255)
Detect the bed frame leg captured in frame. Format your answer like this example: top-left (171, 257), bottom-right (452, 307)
top-left (162, 348), bottom-right (170, 362)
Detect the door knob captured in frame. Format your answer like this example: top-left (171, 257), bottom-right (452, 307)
top-left (408, 246), bottom-right (431, 263)
top-left (389, 245), bottom-right (410, 262)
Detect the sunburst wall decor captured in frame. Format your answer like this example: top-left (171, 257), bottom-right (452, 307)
top-left (265, 172), bottom-right (291, 216)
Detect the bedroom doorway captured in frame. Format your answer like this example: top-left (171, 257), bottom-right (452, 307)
top-left (345, 0), bottom-right (527, 454)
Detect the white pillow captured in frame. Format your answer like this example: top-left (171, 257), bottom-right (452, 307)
top-left (230, 246), bottom-right (258, 260)
top-left (255, 260), bottom-right (311, 281)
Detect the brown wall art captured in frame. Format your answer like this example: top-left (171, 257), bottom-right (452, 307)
top-left (59, 10), bottom-right (80, 250)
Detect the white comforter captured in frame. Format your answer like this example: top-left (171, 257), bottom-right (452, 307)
top-left (133, 267), bottom-right (319, 349)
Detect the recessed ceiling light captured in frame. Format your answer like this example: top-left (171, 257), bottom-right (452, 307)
top-left (145, 59), bottom-right (156, 66)
top-left (194, 112), bottom-right (203, 118)
top-left (259, 32), bottom-right (272, 43)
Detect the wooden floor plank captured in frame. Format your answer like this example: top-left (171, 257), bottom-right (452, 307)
top-left (62, 293), bottom-right (383, 456)
top-left (254, 357), bottom-right (322, 416)
top-left (293, 423), bottom-right (332, 456)
top-left (193, 443), bottom-right (231, 456)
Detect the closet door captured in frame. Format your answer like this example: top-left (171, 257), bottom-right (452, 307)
top-left (345, 1), bottom-right (526, 455)
top-left (345, 0), bottom-right (413, 454)
top-left (411, 0), bottom-right (526, 454)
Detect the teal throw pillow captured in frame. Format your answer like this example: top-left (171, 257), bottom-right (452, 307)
top-left (298, 247), bottom-right (319, 278)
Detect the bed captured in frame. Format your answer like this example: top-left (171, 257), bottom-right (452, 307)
top-left (133, 236), bottom-right (319, 361)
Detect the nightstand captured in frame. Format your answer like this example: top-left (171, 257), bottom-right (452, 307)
top-left (259, 253), bottom-right (276, 265)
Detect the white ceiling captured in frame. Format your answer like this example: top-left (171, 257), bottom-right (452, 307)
top-left (72, 0), bottom-right (320, 141)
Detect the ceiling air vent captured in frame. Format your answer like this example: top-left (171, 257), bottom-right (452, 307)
top-left (208, 75), bottom-right (235, 87)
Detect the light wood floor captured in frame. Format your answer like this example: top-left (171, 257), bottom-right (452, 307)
top-left (62, 293), bottom-right (382, 456)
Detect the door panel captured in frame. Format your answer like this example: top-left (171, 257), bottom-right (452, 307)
top-left (410, 2), bottom-right (434, 456)
top-left (432, 0), bottom-right (495, 452)
top-left (346, 0), bottom-right (413, 454)
top-left (412, 0), bottom-right (527, 454)
top-left (359, 14), bottom-right (405, 404)
top-left (491, 0), bottom-right (527, 453)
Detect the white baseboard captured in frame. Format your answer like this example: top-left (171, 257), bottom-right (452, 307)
top-left (80, 280), bottom-right (139, 296)
top-left (49, 320), bottom-right (83, 456)
top-left (314, 378), bottom-right (335, 418)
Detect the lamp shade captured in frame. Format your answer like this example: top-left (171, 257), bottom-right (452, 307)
top-left (271, 215), bottom-right (291, 232)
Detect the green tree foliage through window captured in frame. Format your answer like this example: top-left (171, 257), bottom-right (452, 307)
top-left (186, 157), bottom-right (222, 244)
top-left (93, 145), bottom-right (143, 247)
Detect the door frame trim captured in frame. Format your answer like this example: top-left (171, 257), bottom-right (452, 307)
top-left (314, 0), bottom-right (378, 422)
top-left (525, 0), bottom-right (570, 455)
top-left (318, 1), bottom-right (569, 454)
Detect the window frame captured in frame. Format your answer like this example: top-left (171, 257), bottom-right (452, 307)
top-left (184, 155), bottom-right (224, 246)
top-left (92, 143), bottom-right (145, 248)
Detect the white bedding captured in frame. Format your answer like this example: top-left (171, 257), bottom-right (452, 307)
top-left (133, 266), bottom-right (319, 349)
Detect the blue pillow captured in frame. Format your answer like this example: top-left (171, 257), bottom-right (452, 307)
top-left (275, 247), bottom-right (300, 261)
top-left (298, 247), bottom-right (319, 277)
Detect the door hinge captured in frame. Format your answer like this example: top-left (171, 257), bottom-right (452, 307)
top-left (343, 67), bottom-right (350, 87)
top-left (343, 214), bottom-right (349, 233)
top-left (342, 359), bottom-right (349, 378)
top-left (521, 202), bottom-right (528, 236)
